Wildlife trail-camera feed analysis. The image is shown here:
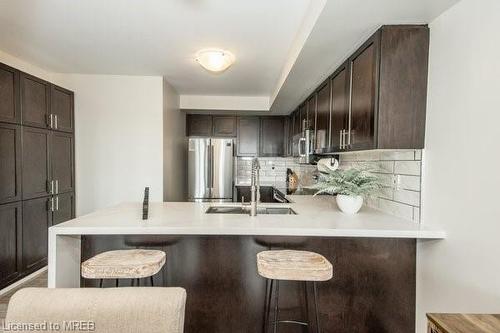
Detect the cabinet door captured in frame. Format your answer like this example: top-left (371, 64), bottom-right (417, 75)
top-left (22, 127), bottom-right (51, 200)
top-left (0, 63), bottom-right (20, 124)
top-left (51, 132), bottom-right (74, 194)
top-left (22, 197), bottom-right (50, 271)
top-left (315, 81), bottom-right (331, 152)
top-left (236, 117), bottom-right (260, 157)
top-left (187, 114), bottom-right (212, 137)
top-left (331, 62), bottom-right (350, 151)
top-left (260, 117), bottom-right (284, 157)
top-left (290, 110), bottom-right (298, 136)
top-left (51, 85), bottom-right (74, 133)
top-left (213, 116), bottom-right (236, 137)
top-left (52, 192), bottom-right (75, 226)
top-left (348, 34), bottom-right (379, 150)
top-left (298, 103), bottom-right (308, 132)
top-left (20, 73), bottom-right (50, 129)
top-left (0, 124), bottom-right (22, 204)
top-left (0, 201), bottom-right (22, 288)
top-left (308, 95), bottom-right (316, 131)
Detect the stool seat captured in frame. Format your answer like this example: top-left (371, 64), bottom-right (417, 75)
top-left (81, 249), bottom-right (166, 279)
top-left (257, 250), bottom-right (332, 281)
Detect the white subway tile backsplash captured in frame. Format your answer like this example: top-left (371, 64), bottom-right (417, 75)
top-left (412, 207), bottom-right (420, 222)
top-left (399, 175), bottom-right (421, 191)
top-left (394, 189), bottom-right (420, 206)
top-left (236, 157), bottom-right (317, 187)
top-left (339, 149), bottom-right (423, 222)
top-left (379, 151), bottom-right (415, 161)
top-left (378, 198), bottom-right (414, 220)
top-left (394, 161), bottom-right (421, 175)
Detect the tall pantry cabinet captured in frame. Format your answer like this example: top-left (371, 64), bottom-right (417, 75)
top-left (0, 62), bottom-right (75, 289)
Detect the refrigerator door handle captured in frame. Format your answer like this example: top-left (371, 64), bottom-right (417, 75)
top-left (206, 143), bottom-right (211, 195)
top-left (211, 144), bottom-right (215, 190)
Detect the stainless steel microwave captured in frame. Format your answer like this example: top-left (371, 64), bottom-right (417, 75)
top-left (292, 129), bottom-right (315, 164)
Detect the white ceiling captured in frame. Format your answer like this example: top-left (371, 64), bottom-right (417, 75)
top-left (0, 0), bottom-right (316, 96)
top-left (0, 0), bottom-right (459, 113)
top-left (270, 0), bottom-right (460, 114)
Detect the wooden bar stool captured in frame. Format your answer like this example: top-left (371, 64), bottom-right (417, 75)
top-left (257, 250), bottom-right (333, 333)
top-left (81, 249), bottom-right (166, 287)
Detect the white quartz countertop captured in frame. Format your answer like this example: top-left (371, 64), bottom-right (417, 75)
top-left (50, 196), bottom-right (445, 239)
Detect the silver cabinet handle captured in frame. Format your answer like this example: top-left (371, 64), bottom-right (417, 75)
top-left (47, 114), bottom-right (54, 129)
top-left (54, 115), bottom-right (58, 130)
top-left (339, 130), bottom-right (343, 149)
top-left (55, 196), bottom-right (59, 211)
top-left (48, 180), bottom-right (55, 194)
top-left (49, 197), bottom-right (55, 212)
top-left (55, 180), bottom-right (59, 194)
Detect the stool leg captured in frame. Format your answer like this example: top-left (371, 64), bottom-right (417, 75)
top-left (313, 282), bottom-right (320, 333)
top-left (304, 281), bottom-right (310, 333)
top-left (150, 276), bottom-right (154, 286)
top-left (115, 279), bottom-right (119, 287)
top-left (263, 279), bottom-right (273, 333)
top-left (136, 278), bottom-right (140, 286)
top-left (273, 280), bottom-right (280, 333)
top-left (99, 279), bottom-right (103, 288)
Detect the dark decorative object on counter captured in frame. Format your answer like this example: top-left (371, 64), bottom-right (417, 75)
top-left (142, 187), bottom-right (149, 220)
top-left (286, 168), bottom-right (299, 194)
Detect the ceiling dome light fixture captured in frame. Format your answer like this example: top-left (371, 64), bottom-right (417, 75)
top-left (195, 49), bottom-right (235, 73)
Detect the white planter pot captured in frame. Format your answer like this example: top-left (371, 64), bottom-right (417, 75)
top-left (336, 195), bottom-right (364, 214)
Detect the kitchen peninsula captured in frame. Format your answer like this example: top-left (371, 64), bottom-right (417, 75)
top-left (48, 196), bottom-right (445, 333)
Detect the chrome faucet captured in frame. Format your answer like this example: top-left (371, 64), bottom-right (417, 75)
top-left (250, 157), bottom-right (261, 216)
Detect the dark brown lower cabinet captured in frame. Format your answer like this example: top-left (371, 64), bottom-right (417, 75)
top-left (0, 201), bottom-right (22, 288)
top-left (22, 197), bottom-right (50, 271)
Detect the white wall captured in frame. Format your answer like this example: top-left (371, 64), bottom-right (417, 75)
top-left (416, 0), bottom-right (500, 331)
top-left (54, 74), bottom-right (164, 215)
top-left (163, 79), bottom-right (187, 201)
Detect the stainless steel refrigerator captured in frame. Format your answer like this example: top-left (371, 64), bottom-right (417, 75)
top-left (188, 138), bottom-right (234, 202)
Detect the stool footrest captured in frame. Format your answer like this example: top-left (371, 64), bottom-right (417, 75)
top-left (271, 320), bottom-right (309, 326)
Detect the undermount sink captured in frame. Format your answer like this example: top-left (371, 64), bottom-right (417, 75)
top-left (205, 206), bottom-right (297, 215)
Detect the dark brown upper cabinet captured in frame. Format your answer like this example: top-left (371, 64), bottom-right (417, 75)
top-left (260, 117), bottom-right (285, 157)
top-left (0, 63), bottom-right (20, 124)
top-left (186, 114), bottom-right (213, 137)
top-left (22, 127), bottom-right (51, 200)
top-left (51, 132), bottom-right (75, 194)
top-left (0, 201), bottom-right (22, 289)
top-left (298, 103), bottom-right (307, 132)
top-left (51, 85), bottom-right (74, 133)
top-left (236, 117), bottom-right (260, 157)
top-left (52, 191), bottom-right (75, 226)
top-left (291, 110), bottom-right (300, 136)
top-left (0, 123), bottom-right (22, 204)
top-left (330, 62), bottom-right (350, 152)
top-left (20, 73), bottom-right (50, 129)
top-left (307, 95), bottom-right (316, 131)
top-left (348, 33), bottom-right (379, 151)
top-left (295, 25), bottom-right (429, 153)
top-left (212, 116), bottom-right (236, 137)
top-left (22, 197), bottom-right (50, 271)
top-left (376, 25), bottom-right (429, 149)
top-left (315, 81), bottom-right (331, 152)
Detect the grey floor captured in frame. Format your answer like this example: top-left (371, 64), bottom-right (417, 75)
top-left (0, 271), bottom-right (48, 324)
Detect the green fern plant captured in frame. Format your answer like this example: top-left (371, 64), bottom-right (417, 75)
top-left (309, 166), bottom-right (383, 197)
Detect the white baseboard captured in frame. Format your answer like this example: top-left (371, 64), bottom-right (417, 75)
top-left (0, 266), bottom-right (47, 297)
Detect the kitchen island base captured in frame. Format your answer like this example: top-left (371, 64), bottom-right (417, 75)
top-left (81, 235), bottom-right (416, 333)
